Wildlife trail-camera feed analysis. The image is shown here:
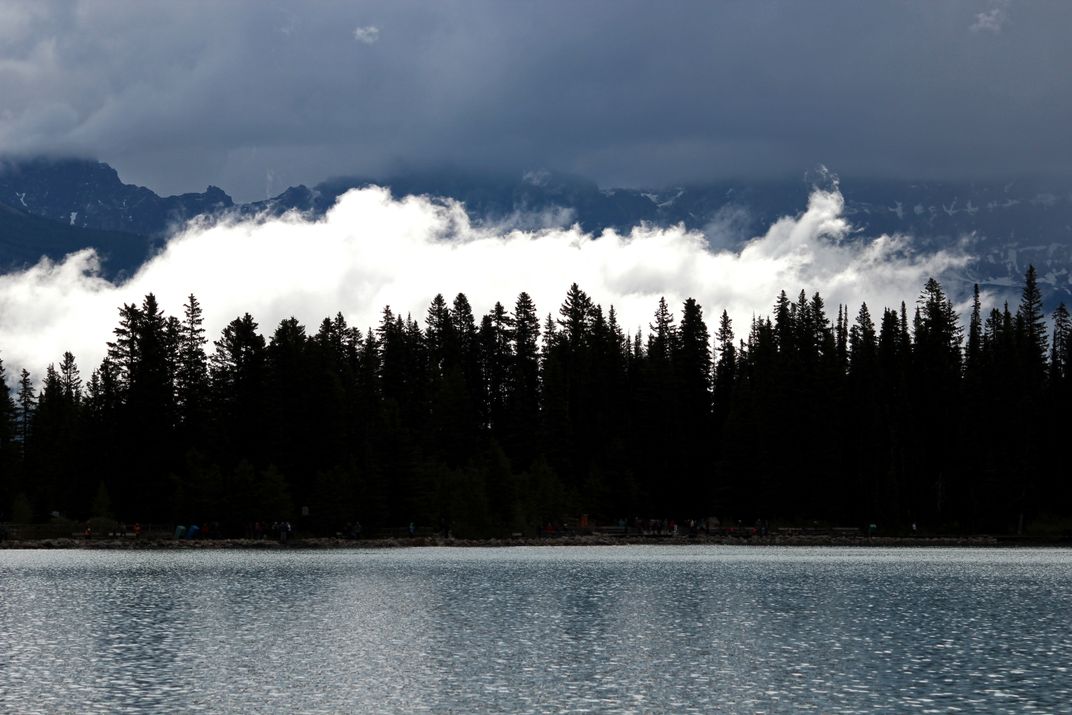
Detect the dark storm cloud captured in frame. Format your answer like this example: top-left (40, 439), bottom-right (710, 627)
top-left (1, 0), bottom-right (1070, 200)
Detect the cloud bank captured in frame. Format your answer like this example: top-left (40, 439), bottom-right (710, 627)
top-left (2, 1), bottom-right (1071, 200)
top-left (0, 186), bottom-right (970, 383)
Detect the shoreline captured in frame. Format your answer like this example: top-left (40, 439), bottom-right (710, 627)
top-left (2, 533), bottom-right (1068, 550)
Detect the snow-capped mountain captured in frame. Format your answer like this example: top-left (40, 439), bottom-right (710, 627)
top-left (0, 158), bottom-right (232, 236)
top-left (2, 158), bottom-right (1070, 306)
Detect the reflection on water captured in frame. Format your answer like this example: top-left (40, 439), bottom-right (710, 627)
top-left (1, 547), bottom-right (1070, 713)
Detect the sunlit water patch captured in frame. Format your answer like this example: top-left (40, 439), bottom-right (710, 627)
top-left (1, 547), bottom-right (1070, 713)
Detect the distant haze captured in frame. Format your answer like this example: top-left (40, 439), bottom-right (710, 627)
top-left (1, 1), bottom-right (1071, 201)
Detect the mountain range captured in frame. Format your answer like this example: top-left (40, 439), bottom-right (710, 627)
top-left (2, 157), bottom-right (1071, 306)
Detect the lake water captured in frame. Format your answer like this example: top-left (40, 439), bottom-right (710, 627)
top-left (1, 546), bottom-right (1070, 713)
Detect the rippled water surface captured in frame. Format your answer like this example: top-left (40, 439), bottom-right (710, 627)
top-left (1, 546), bottom-right (1071, 713)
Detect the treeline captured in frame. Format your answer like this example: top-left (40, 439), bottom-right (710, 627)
top-left (1, 266), bottom-right (1070, 537)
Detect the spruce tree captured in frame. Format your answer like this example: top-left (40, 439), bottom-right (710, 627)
top-left (846, 301), bottom-right (881, 522)
top-left (424, 294), bottom-right (454, 372)
top-left (848, 303), bottom-right (877, 373)
top-left (676, 298), bottom-right (712, 401)
top-left (966, 284), bottom-right (983, 375)
top-left (176, 294), bottom-right (209, 434)
top-left (1052, 303), bottom-right (1071, 388)
top-left (58, 352), bottom-right (82, 404)
top-left (451, 294), bottom-right (478, 358)
top-left (0, 355), bottom-right (17, 511)
top-left (480, 302), bottom-right (514, 434)
top-left (910, 278), bottom-right (962, 523)
top-left (107, 302), bottom-right (142, 393)
top-left (451, 293), bottom-right (482, 409)
top-left (506, 292), bottom-right (541, 468)
top-left (647, 296), bottom-right (677, 365)
top-left (1012, 266), bottom-right (1050, 523)
top-left (211, 313), bottom-right (267, 465)
top-left (377, 306), bottom-right (404, 403)
top-left (898, 302), bottom-right (912, 361)
top-left (26, 363), bottom-right (82, 516)
top-left (1017, 265), bottom-right (1048, 383)
top-left (916, 278), bottom-right (963, 363)
top-left (713, 309), bottom-right (736, 415)
top-left (675, 298), bottom-right (713, 507)
top-left (0, 355), bottom-right (15, 453)
top-left (835, 304), bottom-right (849, 372)
top-left (266, 316), bottom-right (314, 487)
top-left (773, 290), bottom-right (794, 355)
top-left (15, 369), bottom-right (35, 447)
top-left (557, 283), bottom-right (594, 348)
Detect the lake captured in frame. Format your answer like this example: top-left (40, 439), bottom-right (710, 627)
top-left (1, 546), bottom-right (1070, 713)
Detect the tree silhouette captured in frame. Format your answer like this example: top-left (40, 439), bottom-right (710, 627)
top-left (2, 275), bottom-right (1070, 537)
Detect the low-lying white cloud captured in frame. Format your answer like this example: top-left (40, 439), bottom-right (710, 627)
top-left (353, 25), bottom-right (380, 44)
top-left (971, 2), bottom-right (1010, 33)
top-left (0, 186), bottom-right (970, 383)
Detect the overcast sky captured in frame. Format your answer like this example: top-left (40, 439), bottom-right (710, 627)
top-left (2, 0), bottom-right (1070, 202)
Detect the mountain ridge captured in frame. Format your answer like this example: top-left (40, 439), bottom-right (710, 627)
top-left (2, 158), bottom-right (1070, 304)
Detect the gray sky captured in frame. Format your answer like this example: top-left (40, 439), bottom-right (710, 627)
top-left (1, 0), bottom-right (1069, 202)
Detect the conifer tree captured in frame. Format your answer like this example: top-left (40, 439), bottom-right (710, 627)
top-left (849, 303), bottom-right (877, 373)
top-left (713, 309), bottom-right (736, 415)
top-left (1010, 266), bottom-right (1051, 520)
top-left (479, 302), bottom-right (514, 433)
top-left (647, 296), bottom-right (677, 365)
top-left (542, 286), bottom-right (600, 496)
top-left (835, 304), bottom-right (849, 372)
top-left (811, 292), bottom-right (836, 368)
top-left (86, 359), bottom-right (122, 421)
top-left (1052, 303), bottom-right (1071, 388)
top-left (176, 294), bottom-right (209, 432)
top-left (0, 355), bottom-right (15, 453)
top-left (676, 298), bottom-right (712, 402)
top-left (773, 290), bottom-right (794, 355)
top-left (377, 306), bottom-right (404, 403)
top-left (916, 278), bottom-right (963, 363)
top-left (25, 362), bottom-right (84, 516)
top-left (898, 301), bottom-right (912, 359)
top-left (15, 369), bottom-right (34, 446)
top-left (966, 284), bottom-right (983, 375)
top-left (845, 301), bottom-right (882, 519)
top-left (1017, 265), bottom-right (1048, 382)
top-left (58, 352), bottom-right (82, 404)
top-left (541, 313), bottom-right (558, 353)
top-left (451, 294), bottom-right (478, 358)
top-left (211, 313), bottom-right (267, 465)
top-left (606, 305), bottom-right (625, 348)
top-left (506, 292), bottom-right (541, 467)
top-left (909, 278), bottom-right (963, 523)
top-left (557, 283), bottom-right (593, 348)
top-left (421, 293), bottom-right (481, 467)
top-left (0, 355), bottom-right (17, 509)
top-left (266, 316), bottom-right (313, 484)
top-left (877, 308), bottom-right (899, 371)
top-left (107, 302), bottom-right (141, 392)
top-left (424, 294), bottom-right (453, 370)
top-left (675, 298), bottom-right (713, 506)
top-left (794, 289), bottom-right (817, 363)
top-left (451, 293), bottom-right (482, 407)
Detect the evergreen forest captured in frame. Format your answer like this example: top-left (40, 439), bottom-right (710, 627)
top-left (1, 266), bottom-right (1069, 537)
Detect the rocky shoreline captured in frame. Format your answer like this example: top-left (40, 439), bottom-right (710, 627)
top-left (4, 533), bottom-right (1064, 550)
